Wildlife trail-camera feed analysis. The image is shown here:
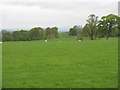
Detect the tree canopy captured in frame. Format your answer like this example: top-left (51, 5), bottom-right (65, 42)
top-left (98, 14), bottom-right (119, 39)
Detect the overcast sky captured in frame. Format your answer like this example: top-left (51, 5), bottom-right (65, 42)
top-left (0, 0), bottom-right (119, 31)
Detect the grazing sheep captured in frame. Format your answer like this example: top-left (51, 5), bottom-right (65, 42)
top-left (78, 40), bottom-right (82, 42)
top-left (45, 40), bottom-right (47, 43)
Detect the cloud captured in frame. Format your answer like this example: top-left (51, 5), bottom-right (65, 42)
top-left (1, 0), bottom-right (119, 2)
top-left (0, 1), bottom-right (118, 31)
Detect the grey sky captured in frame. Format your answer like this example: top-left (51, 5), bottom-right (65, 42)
top-left (0, 0), bottom-right (119, 31)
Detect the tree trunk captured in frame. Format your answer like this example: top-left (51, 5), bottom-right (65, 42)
top-left (94, 37), bottom-right (96, 40)
top-left (106, 36), bottom-right (108, 40)
top-left (106, 33), bottom-right (109, 40)
top-left (90, 36), bottom-right (94, 40)
top-left (94, 34), bottom-right (97, 40)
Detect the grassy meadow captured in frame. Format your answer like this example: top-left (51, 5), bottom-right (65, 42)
top-left (2, 36), bottom-right (118, 88)
top-left (0, 43), bottom-right (2, 89)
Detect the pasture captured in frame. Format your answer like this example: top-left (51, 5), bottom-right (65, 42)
top-left (2, 37), bottom-right (118, 88)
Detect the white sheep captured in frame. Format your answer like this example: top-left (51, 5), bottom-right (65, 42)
top-left (78, 40), bottom-right (82, 42)
top-left (45, 40), bottom-right (47, 43)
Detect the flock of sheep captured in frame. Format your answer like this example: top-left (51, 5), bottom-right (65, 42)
top-left (44, 39), bottom-right (82, 43)
top-left (0, 40), bottom-right (82, 43)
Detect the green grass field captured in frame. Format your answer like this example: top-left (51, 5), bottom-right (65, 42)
top-left (2, 37), bottom-right (118, 88)
top-left (0, 43), bottom-right (2, 89)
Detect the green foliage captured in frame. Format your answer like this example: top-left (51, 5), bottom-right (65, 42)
top-left (69, 25), bottom-right (84, 41)
top-left (85, 14), bottom-right (98, 40)
top-left (83, 14), bottom-right (119, 40)
top-left (46, 27), bottom-right (58, 39)
top-left (75, 25), bottom-right (84, 40)
top-left (51, 27), bottom-right (58, 38)
top-left (69, 26), bottom-right (77, 36)
top-left (2, 30), bottom-right (12, 42)
top-left (29, 27), bottom-right (45, 40)
top-left (83, 24), bottom-right (90, 37)
top-left (2, 26), bottom-right (58, 42)
top-left (12, 30), bottom-right (29, 41)
top-left (98, 14), bottom-right (119, 39)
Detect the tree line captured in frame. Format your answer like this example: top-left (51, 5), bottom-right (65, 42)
top-left (2, 14), bottom-right (119, 42)
top-left (2, 27), bottom-right (58, 42)
top-left (69, 14), bottom-right (120, 40)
